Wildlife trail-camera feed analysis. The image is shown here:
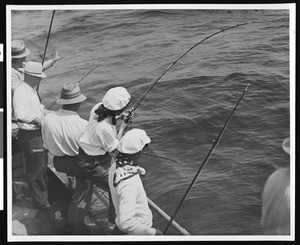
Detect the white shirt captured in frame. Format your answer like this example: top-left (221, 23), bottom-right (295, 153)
top-left (13, 82), bottom-right (44, 130)
top-left (79, 117), bottom-right (119, 156)
top-left (11, 66), bottom-right (25, 93)
top-left (108, 162), bottom-right (156, 235)
top-left (42, 109), bottom-right (88, 157)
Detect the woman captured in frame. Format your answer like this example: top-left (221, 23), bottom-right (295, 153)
top-left (74, 87), bottom-right (131, 234)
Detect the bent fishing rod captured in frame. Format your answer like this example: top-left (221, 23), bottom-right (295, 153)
top-left (123, 22), bottom-right (249, 122)
top-left (163, 83), bottom-right (250, 234)
top-left (47, 63), bottom-right (101, 110)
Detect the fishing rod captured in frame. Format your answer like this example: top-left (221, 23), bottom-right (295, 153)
top-left (143, 151), bottom-right (184, 165)
top-left (37, 10), bottom-right (56, 96)
top-left (47, 63), bottom-right (101, 110)
top-left (46, 64), bottom-right (94, 79)
top-left (163, 83), bottom-right (250, 234)
top-left (123, 22), bottom-right (249, 123)
top-left (42, 10), bottom-right (56, 65)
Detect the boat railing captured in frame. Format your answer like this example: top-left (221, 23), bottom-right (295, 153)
top-left (92, 185), bottom-right (190, 235)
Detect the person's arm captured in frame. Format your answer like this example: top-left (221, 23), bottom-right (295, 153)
top-left (117, 121), bottom-right (128, 140)
top-left (41, 120), bottom-right (48, 150)
top-left (97, 123), bottom-right (120, 153)
top-left (117, 182), bottom-right (156, 235)
top-left (42, 51), bottom-right (63, 71)
top-left (28, 116), bottom-right (43, 126)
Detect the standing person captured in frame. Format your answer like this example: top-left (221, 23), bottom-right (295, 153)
top-left (41, 82), bottom-right (88, 232)
top-left (75, 86), bottom-right (131, 234)
top-left (13, 61), bottom-right (50, 210)
top-left (11, 39), bottom-right (62, 93)
top-left (108, 128), bottom-right (163, 235)
top-left (11, 40), bottom-right (62, 150)
top-left (261, 137), bottom-right (290, 235)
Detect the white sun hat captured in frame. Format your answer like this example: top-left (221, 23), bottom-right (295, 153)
top-left (20, 61), bottom-right (46, 78)
top-left (117, 128), bottom-right (151, 154)
top-left (103, 87), bottom-right (131, 111)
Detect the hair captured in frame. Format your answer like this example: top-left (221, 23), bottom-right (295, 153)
top-left (62, 102), bottom-right (81, 111)
top-left (94, 104), bottom-right (126, 125)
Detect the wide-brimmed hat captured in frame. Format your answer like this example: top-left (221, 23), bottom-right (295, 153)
top-left (103, 87), bottom-right (131, 111)
top-left (282, 137), bottom-right (290, 155)
top-left (20, 61), bottom-right (46, 78)
top-left (56, 82), bottom-right (87, 105)
top-left (117, 128), bottom-right (151, 154)
top-left (12, 40), bottom-right (31, 58)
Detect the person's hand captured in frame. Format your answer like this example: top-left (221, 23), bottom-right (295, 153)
top-left (53, 51), bottom-right (63, 62)
top-left (119, 120), bottom-right (128, 130)
top-left (155, 228), bottom-right (163, 235)
top-left (123, 109), bottom-right (135, 124)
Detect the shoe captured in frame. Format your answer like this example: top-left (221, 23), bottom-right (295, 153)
top-left (105, 222), bottom-right (116, 235)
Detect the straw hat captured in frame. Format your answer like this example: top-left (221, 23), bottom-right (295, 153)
top-left (20, 61), bottom-right (46, 78)
top-left (103, 87), bottom-right (131, 111)
top-left (12, 40), bottom-right (31, 58)
top-left (117, 129), bottom-right (151, 154)
top-left (56, 82), bottom-right (87, 105)
top-left (282, 138), bottom-right (290, 155)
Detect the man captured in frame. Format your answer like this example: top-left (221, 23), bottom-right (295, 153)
top-left (11, 39), bottom-right (62, 93)
top-left (11, 40), bottom-right (62, 147)
top-left (41, 82), bottom-right (88, 233)
top-left (261, 137), bottom-right (290, 235)
top-left (108, 128), bottom-right (163, 235)
top-left (13, 61), bottom-right (50, 210)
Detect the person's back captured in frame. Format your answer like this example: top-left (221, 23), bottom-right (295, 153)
top-left (109, 162), bottom-right (154, 234)
top-left (42, 109), bottom-right (88, 157)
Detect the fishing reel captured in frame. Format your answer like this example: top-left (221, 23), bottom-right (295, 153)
top-left (118, 108), bottom-right (135, 124)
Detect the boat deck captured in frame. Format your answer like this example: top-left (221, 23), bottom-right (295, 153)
top-left (12, 151), bottom-right (109, 235)
top-left (12, 148), bottom-right (189, 236)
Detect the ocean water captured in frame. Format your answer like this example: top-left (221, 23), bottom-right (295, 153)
top-left (11, 9), bottom-right (290, 235)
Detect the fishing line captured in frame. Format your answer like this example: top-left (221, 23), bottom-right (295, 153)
top-left (163, 84), bottom-right (250, 234)
top-left (230, 138), bottom-right (246, 173)
top-left (142, 151), bottom-right (184, 165)
top-left (46, 64), bottom-right (95, 79)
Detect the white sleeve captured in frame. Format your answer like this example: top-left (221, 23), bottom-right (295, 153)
top-left (96, 124), bottom-right (119, 153)
top-left (117, 182), bottom-right (156, 235)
